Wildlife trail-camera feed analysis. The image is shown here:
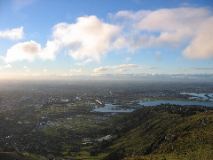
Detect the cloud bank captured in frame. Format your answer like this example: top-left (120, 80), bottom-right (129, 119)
top-left (4, 40), bottom-right (41, 63)
top-left (2, 7), bottom-right (213, 63)
top-left (3, 16), bottom-right (120, 63)
top-left (114, 7), bottom-right (213, 58)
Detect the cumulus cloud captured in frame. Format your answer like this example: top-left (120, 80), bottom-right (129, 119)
top-left (4, 40), bottom-right (41, 63)
top-left (46, 16), bottom-right (121, 62)
top-left (2, 7), bottom-right (213, 63)
top-left (2, 16), bottom-right (120, 63)
top-left (40, 40), bottom-right (61, 60)
top-left (0, 27), bottom-right (24, 40)
top-left (183, 17), bottom-right (213, 59)
top-left (114, 7), bottom-right (213, 59)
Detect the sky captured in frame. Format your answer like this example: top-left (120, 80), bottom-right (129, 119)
top-left (0, 0), bottom-right (213, 79)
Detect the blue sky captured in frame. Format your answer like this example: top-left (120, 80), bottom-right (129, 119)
top-left (0, 0), bottom-right (213, 79)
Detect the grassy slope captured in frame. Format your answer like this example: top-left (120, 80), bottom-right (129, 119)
top-left (0, 152), bottom-right (31, 160)
top-left (1, 106), bottom-right (212, 160)
top-left (103, 106), bottom-right (213, 160)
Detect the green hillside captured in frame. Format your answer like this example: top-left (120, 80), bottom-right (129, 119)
top-left (1, 105), bottom-right (212, 160)
top-left (102, 106), bottom-right (213, 160)
top-left (0, 152), bottom-right (31, 160)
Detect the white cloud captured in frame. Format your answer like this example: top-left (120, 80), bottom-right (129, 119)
top-left (115, 64), bottom-right (139, 72)
top-left (114, 7), bottom-right (213, 59)
top-left (93, 63), bottom-right (139, 74)
top-left (136, 7), bottom-right (209, 31)
top-left (4, 64), bottom-right (12, 69)
top-left (40, 40), bottom-right (61, 60)
top-left (136, 7), bottom-right (209, 45)
top-left (2, 7), bottom-right (213, 64)
top-left (68, 68), bottom-right (84, 76)
top-left (23, 65), bottom-right (30, 72)
top-left (4, 40), bottom-right (41, 63)
top-left (183, 17), bottom-right (213, 59)
top-left (0, 64), bottom-right (12, 70)
top-left (93, 66), bottom-right (109, 73)
top-left (46, 16), bottom-right (121, 62)
top-left (0, 27), bottom-right (24, 40)
top-left (2, 16), bottom-right (120, 63)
